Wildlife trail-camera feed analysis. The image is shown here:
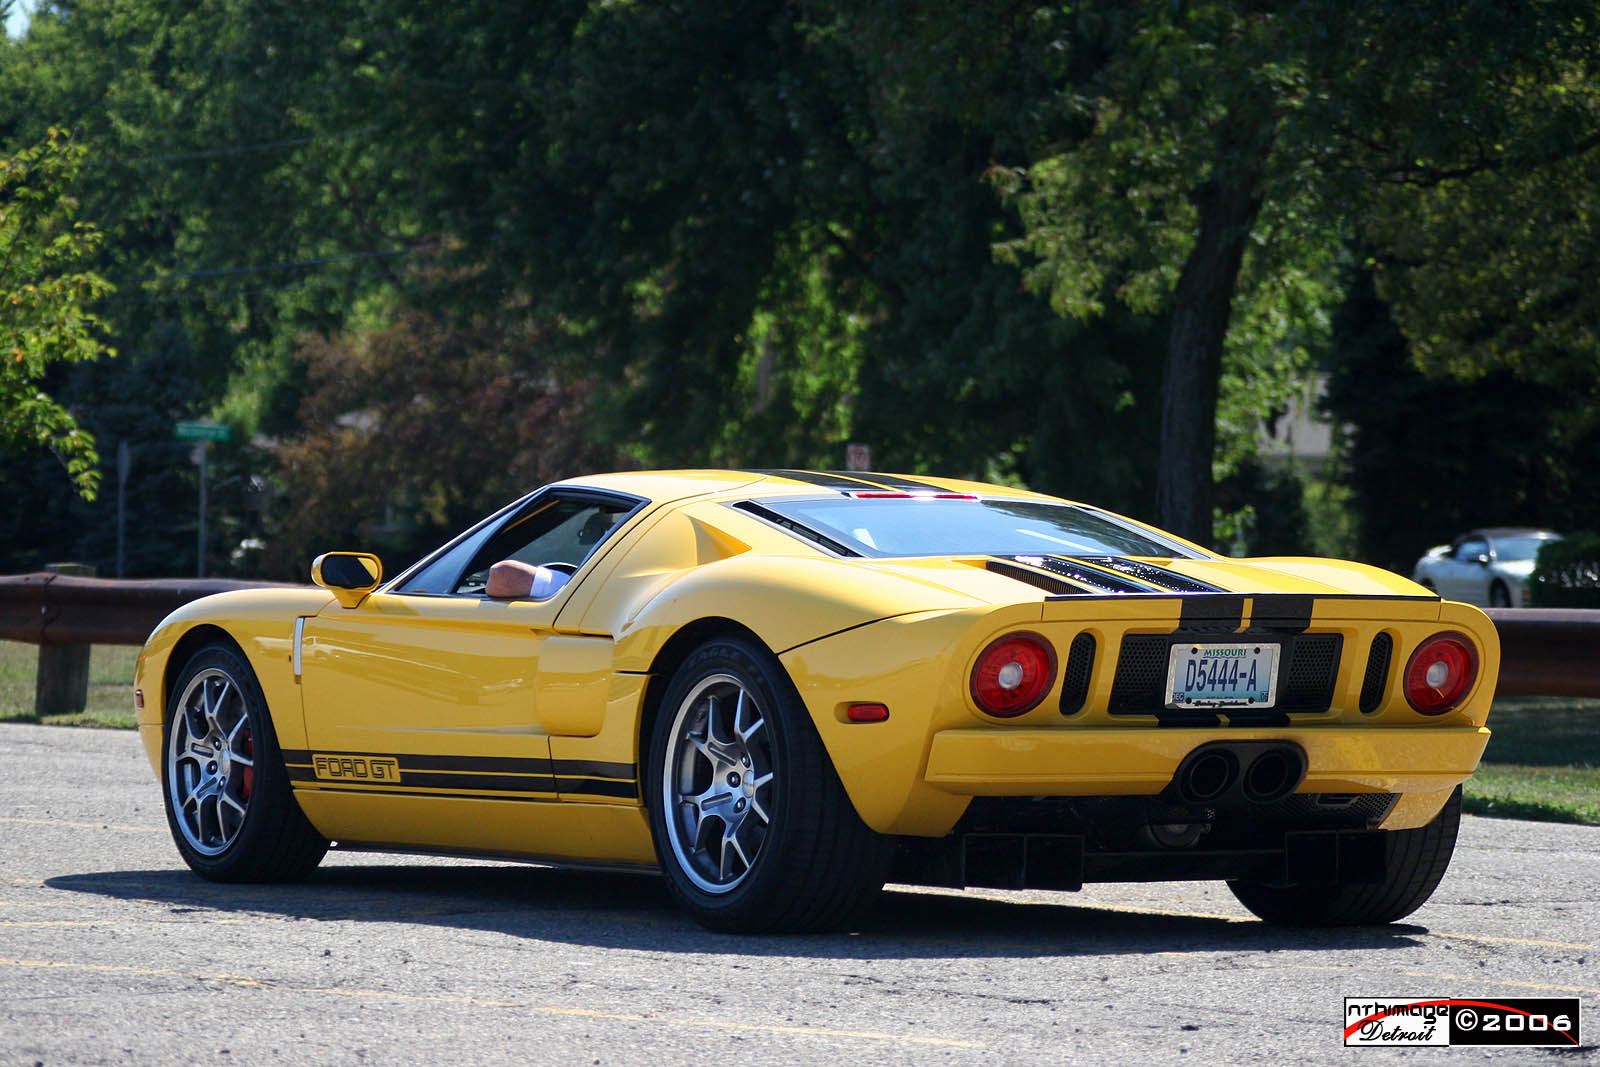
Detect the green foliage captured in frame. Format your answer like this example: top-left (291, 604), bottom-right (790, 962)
top-left (0, 129), bottom-right (114, 496)
top-left (1529, 533), bottom-right (1600, 609)
top-left (264, 304), bottom-right (623, 579)
top-left (4, 0), bottom-right (1600, 579)
top-left (988, 0), bottom-right (1600, 546)
top-left (1322, 268), bottom-right (1600, 575)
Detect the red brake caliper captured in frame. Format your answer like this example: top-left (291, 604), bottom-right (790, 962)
top-left (241, 727), bottom-right (255, 800)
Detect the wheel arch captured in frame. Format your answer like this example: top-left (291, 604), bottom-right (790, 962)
top-left (636, 616), bottom-right (769, 812)
top-left (162, 624), bottom-right (248, 720)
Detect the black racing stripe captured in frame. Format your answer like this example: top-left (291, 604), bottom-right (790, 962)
top-left (1249, 594), bottom-right (1314, 634)
top-left (551, 759), bottom-right (636, 781)
top-left (392, 770), bottom-right (558, 794)
top-left (284, 750), bottom-right (636, 796)
top-left (397, 753), bottom-right (555, 776)
top-left (556, 778), bottom-right (640, 799)
top-left (823, 470), bottom-right (946, 491)
top-left (283, 749), bottom-right (555, 777)
top-left (740, 468), bottom-right (879, 491)
top-left (1178, 594), bottom-right (1245, 632)
top-left (291, 785), bottom-right (562, 805)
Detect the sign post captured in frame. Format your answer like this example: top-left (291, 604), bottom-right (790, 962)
top-left (174, 422), bottom-right (231, 577)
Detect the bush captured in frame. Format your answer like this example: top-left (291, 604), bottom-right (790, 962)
top-left (1529, 533), bottom-right (1600, 607)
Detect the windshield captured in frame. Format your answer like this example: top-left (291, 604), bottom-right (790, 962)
top-left (750, 496), bottom-right (1204, 559)
top-left (1494, 534), bottom-right (1559, 562)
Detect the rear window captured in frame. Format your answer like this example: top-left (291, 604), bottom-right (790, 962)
top-left (748, 496), bottom-right (1204, 559)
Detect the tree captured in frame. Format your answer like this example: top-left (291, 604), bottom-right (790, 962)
top-left (1322, 268), bottom-right (1600, 574)
top-left (994, 0), bottom-right (1600, 547)
top-left (264, 304), bottom-right (623, 579)
top-left (0, 129), bottom-right (113, 496)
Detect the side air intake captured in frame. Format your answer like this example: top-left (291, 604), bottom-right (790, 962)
top-left (1059, 633), bottom-right (1096, 716)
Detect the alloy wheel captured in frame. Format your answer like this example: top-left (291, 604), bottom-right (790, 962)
top-left (166, 667), bottom-right (256, 856)
top-left (660, 673), bottom-right (776, 894)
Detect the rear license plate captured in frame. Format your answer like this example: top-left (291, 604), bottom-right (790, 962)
top-left (1166, 642), bottom-right (1279, 709)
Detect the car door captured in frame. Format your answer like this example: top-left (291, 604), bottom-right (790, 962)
top-left (1438, 537), bottom-right (1491, 604)
top-left (294, 489), bottom-right (643, 850)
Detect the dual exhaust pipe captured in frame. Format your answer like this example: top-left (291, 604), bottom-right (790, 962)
top-left (1167, 741), bottom-right (1308, 807)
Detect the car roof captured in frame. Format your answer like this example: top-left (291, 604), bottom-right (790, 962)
top-left (1460, 527), bottom-right (1560, 541)
top-left (557, 468), bottom-right (1061, 505)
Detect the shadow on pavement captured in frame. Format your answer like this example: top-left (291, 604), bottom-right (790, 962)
top-left (45, 862), bottom-right (1433, 960)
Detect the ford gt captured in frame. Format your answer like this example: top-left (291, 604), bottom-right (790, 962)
top-left (134, 470), bottom-right (1498, 932)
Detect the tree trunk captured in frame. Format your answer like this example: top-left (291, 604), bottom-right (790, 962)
top-left (1156, 172), bottom-right (1265, 548)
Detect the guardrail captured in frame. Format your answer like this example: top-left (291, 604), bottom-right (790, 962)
top-left (0, 571), bottom-right (295, 716)
top-left (1, 573), bottom-right (1596, 714)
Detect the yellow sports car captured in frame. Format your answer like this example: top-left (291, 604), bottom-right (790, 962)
top-left (134, 470), bottom-right (1497, 932)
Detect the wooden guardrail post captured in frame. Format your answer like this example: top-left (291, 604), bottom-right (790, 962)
top-left (34, 563), bottom-right (96, 717)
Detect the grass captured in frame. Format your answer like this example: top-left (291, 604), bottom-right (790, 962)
top-left (0, 639), bottom-right (140, 729)
top-left (1460, 696), bottom-right (1600, 826)
top-left (2, 641), bottom-right (1596, 824)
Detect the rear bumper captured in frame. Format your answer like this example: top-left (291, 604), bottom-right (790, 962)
top-left (925, 724), bottom-right (1490, 802)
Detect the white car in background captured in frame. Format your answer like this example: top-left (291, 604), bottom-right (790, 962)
top-left (1413, 527), bottom-right (1562, 608)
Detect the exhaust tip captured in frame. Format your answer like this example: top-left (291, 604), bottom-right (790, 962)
top-left (1240, 745), bottom-right (1307, 804)
top-left (1178, 748), bottom-right (1239, 803)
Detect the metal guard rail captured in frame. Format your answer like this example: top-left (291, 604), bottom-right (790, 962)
top-left (0, 572), bottom-right (1596, 698)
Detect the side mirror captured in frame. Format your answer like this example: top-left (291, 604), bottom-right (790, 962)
top-left (312, 552), bottom-right (383, 608)
top-left (1474, 554), bottom-right (1491, 567)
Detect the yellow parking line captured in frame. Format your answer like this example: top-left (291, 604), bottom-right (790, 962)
top-left (1427, 930), bottom-right (1600, 953)
top-left (0, 957), bottom-right (982, 1049)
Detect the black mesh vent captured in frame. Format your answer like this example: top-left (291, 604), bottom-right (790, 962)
top-left (1359, 632), bottom-right (1394, 713)
top-left (1107, 635), bottom-right (1170, 714)
top-left (1076, 557), bottom-right (1225, 594)
top-left (1108, 632), bottom-right (1344, 718)
top-left (1059, 633), bottom-right (1096, 716)
top-left (1278, 633), bottom-right (1344, 714)
top-left (1021, 556), bottom-right (1150, 594)
top-left (984, 559), bottom-right (1083, 596)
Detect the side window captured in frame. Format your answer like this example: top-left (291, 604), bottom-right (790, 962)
top-left (1454, 539), bottom-right (1488, 562)
top-left (453, 496), bottom-right (636, 596)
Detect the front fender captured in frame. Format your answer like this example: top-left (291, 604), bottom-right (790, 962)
top-left (135, 588), bottom-right (335, 776)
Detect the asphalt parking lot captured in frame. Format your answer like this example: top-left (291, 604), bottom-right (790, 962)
top-left (2, 722), bottom-right (1595, 1065)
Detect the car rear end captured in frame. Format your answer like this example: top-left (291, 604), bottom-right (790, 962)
top-left (787, 578), bottom-right (1495, 895)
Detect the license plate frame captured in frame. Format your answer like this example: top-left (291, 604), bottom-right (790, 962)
top-left (1165, 642), bottom-right (1280, 709)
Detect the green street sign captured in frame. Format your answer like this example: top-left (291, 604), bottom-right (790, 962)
top-left (174, 421), bottom-right (231, 442)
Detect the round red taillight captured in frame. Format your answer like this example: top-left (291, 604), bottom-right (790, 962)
top-left (1403, 632), bottom-right (1478, 714)
top-left (970, 632), bottom-right (1057, 717)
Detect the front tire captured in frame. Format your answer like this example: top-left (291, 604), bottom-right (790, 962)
top-left (645, 637), bottom-right (889, 933)
top-left (163, 644), bottom-right (328, 882)
top-left (1227, 786), bottom-right (1462, 925)
top-left (1489, 581), bottom-right (1512, 608)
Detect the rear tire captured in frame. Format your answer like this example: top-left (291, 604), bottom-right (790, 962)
top-left (1227, 786), bottom-right (1461, 925)
top-left (645, 637), bottom-right (890, 933)
top-left (162, 644), bottom-right (328, 882)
